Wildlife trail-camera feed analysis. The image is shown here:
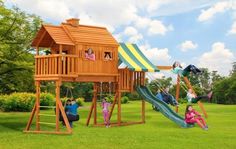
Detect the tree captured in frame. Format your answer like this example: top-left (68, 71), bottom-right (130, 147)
top-left (0, 2), bottom-right (41, 93)
top-left (148, 76), bottom-right (172, 94)
top-left (211, 70), bottom-right (224, 87)
top-left (230, 62), bottom-right (236, 76)
top-left (213, 73), bottom-right (236, 104)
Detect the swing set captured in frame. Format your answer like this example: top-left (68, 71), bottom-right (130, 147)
top-left (25, 18), bottom-right (207, 135)
top-left (156, 66), bottom-right (208, 117)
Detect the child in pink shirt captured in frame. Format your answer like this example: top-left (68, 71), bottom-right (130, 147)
top-left (185, 105), bottom-right (208, 130)
top-left (85, 48), bottom-right (95, 61)
top-left (101, 98), bottom-right (111, 128)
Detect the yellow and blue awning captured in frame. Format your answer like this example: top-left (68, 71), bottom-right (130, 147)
top-left (118, 43), bottom-right (159, 72)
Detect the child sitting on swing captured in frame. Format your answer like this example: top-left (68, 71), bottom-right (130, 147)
top-left (185, 105), bottom-right (208, 130)
top-left (187, 89), bottom-right (213, 103)
top-left (101, 97), bottom-right (111, 128)
top-left (172, 61), bottom-right (202, 76)
top-left (63, 98), bottom-right (79, 128)
top-left (156, 88), bottom-right (178, 107)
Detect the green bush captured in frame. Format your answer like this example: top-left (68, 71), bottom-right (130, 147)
top-left (60, 97), bottom-right (68, 106)
top-left (121, 96), bottom-right (129, 104)
top-left (40, 93), bottom-right (55, 107)
top-left (0, 93), bottom-right (35, 112)
top-left (178, 98), bottom-right (188, 104)
top-left (213, 74), bottom-right (236, 104)
top-left (126, 92), bottom-right (140, 101)
top-left (60, 97), bottom-right (85, 106)
top-left (105, 95), bottom-right (114, 103)
top-left (0, 95), bottom-right (8, 111)
top-left (0, 92), bottom-right (55, 112)
top-left (76, 97), bottom-right (85, 106)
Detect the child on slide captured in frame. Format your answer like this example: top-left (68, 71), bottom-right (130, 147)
top-left (185, 105), bottom-right (208, 130)
top-left (156, 88), bottom-right (178, 106)
top-left (172, 61), bottom-right (202, 76)
top-left (101, 97), bottom-right (111, 128)
top-left (187, 89), bottom-right (213, 103)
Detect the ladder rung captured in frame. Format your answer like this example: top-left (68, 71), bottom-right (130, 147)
top-left (39, 114), bottom-right (56, 117)
top-left (38, 122), bottom-right (55, 125)
top-left (39, 106), bottom-right (56, 108)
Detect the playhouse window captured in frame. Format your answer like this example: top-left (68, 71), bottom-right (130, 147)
top-left (84, 48), bottom-right (95, 61)
top-left (104, 52), bottom-right (112, 61)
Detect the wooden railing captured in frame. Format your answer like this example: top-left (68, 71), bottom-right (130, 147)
top-left (119, 68), bottom-right (131, 92)
top-left (35, 54), bottom-right (79, 77)
top-left (118, 69), bottom-right (146, 92)
top-left (133, 71), bottom-right (145, 87)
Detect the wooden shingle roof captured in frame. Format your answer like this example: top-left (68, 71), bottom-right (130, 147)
top-left (31, 25), bottom-right (74, 47)
top-left (31, 19), bottom-right (118, 47)
top-left (62, 24), bottom-right (118, 45)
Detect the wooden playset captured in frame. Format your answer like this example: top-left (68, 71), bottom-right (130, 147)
top-left (24, 18), bottom-right (207, 135)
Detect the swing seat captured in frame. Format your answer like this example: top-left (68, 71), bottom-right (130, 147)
top-left (59, 112), bottom-right (80, 122)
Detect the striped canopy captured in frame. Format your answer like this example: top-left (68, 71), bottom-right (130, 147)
top-left (118, 43), bottom-right (159, 72)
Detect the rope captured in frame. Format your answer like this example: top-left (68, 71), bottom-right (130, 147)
top-left (146, 73), bottom-right (168, 95)
top-left (66, 87), bottom-right (73, 98)
top-left (179, 79), bottom-right (189, 93)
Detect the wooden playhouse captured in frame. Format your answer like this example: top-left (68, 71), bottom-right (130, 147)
top-left (25, 18), bottom-right (159, 134)
top-left (25, 18), bottom-right (207, 135)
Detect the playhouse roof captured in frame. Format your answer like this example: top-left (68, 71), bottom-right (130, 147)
top-left (118, 43), bottom-right (159, 72)
top-left (31, 19), bottom-right (118, 47)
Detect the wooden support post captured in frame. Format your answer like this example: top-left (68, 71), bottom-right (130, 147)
top-left (55, 81), bottom-right (61, 131)
top-left (109, 91), bottom-right (118, 120)
top-left (58, 45), bottom-right (62, 75)
top-left (183, 77), bottom-right (208, 118)
top-left (141, 99), bottom-right (145, 123)
top-left (59, 44), bottom-right (63, 54)
top-left (25, 103), bottom-right (36, 131)
top-left (57, 93), bottom-right (72, 133)
top-left (36, 46), bottom-right (39, 55)
top-left (141, 72), bottom-right (145, 123)
top-left (94, 83), bottom-right (97, 125)
top-left (117, 91), bottom-right (121, 125)
top-left (86, 83), bottom-right (97, 126)
top-left (35, 81), bottom-right (40, 131)
top-left (117, 79), bottom-right (121, 125)
top-left (175, 75), bottom-right (180, 113)
top-left (130, 71), bottom-right (134, 92)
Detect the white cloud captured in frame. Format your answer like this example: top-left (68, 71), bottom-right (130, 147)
top-left (139, 44), bottom-right (171, 65)
top-left (78, 12), bottom-right (115, 32)
top-left (228, 21), bottom-right (236, 34)
top-left (8, 0), bottom-right (174, 35)
top-left (113, 33), bottom-right (123, 42)
top-left (198, 42), bottom-right (235, 76)
top-left (198, 1), bottom-right (230, 22)
top-left (148, 20), bottom-right (173, 35)
top-left (9, 0), bottom-right (71, 22)
top-left (115, 26), bottom-right (143, 43)
top-left (180, 40), bottom-right (198, 52)
top-left (124, 26), bottom-right (143, 43)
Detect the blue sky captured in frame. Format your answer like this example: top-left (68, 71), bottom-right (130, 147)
top-left (5, 0), bottom-right (236, 77)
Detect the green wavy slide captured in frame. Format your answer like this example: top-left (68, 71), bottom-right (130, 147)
top-left (136, 85), bottom-right (193, 128)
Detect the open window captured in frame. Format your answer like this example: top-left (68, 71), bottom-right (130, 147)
top-left (84, 48), bottom-right (95, 61)
top-left (103, 51), bottom-right (112, 61)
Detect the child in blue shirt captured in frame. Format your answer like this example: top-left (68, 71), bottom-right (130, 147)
top-left (65, 98), bottom-right (79, 127)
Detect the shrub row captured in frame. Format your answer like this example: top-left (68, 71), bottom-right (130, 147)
top-left (0, 92), bottom-right (130, 112)
top-left (104, 95), bottom-right (129, 104)
top-left (0, 92), bottom-right (55, 112)
top-left (0, 93), bottom-right (86, 112)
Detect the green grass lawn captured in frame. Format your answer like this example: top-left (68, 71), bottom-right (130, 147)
top-left (0, 101), bottom-right (236, 149)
